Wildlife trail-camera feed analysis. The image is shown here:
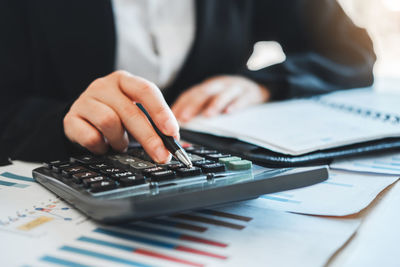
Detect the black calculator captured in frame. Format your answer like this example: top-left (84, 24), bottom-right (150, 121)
top-left (32, 143), bottom-right (328, 223)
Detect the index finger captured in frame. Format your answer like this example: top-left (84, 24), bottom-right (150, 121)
top-left (115, 71), bottom-right (179, 137)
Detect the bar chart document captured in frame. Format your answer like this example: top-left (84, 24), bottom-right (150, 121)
top-left (1, 162), bottom-right (359, 267)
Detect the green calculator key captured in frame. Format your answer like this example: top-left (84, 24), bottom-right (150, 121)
top-left (219, 156), bottom-right (241, 165)
top-left (227, 160), bottom-right (252, 170)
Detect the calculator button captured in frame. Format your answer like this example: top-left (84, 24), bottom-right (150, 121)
top-left (119, 175), bottom-right (145, 187)
top-left (71, 155), bottom-right (102, 165)
top-left (90, 180), bottom-right (117, 193)
top-left (143, 167), bottom-right (165, 175)
top-left (176, 167), bottom-right (202, 177)
top-left (44, 160), bottom-right (61, 169)
top-left (149, 170), bottom-right (176, 181)
top-left (201, 163), bottom-right (226, 173)
top-left (183, 146), bottom-right (199, 152)
top-left (52, 162), bottom-right (76, 173)
top-left (129, 161), bottom-right (156, 170)
top-left (72, 171), bottom-right (99, 183)
top-left (82, 176), bottom-right (107, 188)
top-left (227, 160), bottom-right (253, 170)
top-left (100, 168), bottom-right (124, 175)
top-left (219, 156), bottom-right (241, 165)
top-left (193, 160), bottom-right (214, 167)
top-left (164, 163), bottom-right (185, 170)
top-left (111, 171), bottom-right (135, 181)
top-left (205, 153), bottom-right (231, 160)
top-left (89, 163), bottom-right (113, 170)
top-left (62, 166), bottom-right (88, 177)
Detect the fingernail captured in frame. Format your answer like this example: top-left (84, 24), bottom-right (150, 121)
top-left (155, 147), bottom-right (170, 163)
top-left (163, 117), bottom-right (178, 136)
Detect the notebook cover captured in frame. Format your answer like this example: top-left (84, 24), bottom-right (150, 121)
top-left (181, 130), bottom-right (400, 167)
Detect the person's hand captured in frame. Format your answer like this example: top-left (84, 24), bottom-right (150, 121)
top-left (63, 70), bottom-right (179, 163)
top-left (172, 75), bottom-right (270, 123)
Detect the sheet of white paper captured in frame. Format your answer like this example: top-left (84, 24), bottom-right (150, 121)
top-left (330, 179), bottom-right (400, 267)
top-left (1, 162), bottom-right (359, 267)
top-left (330, 152), bottom-right (400, 175)
top-left (182, 88), bottom-right (400, 156)
top-left (247, 169), bottom-right (398, 216)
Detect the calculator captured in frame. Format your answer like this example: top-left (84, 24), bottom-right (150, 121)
top-left (32, 143), bottom-right (328, 223)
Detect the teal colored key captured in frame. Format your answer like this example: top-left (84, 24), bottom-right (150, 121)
top-left (219, 156), bottom-right (241, 166)
top-left (227, 160), bottom-right (252, 170)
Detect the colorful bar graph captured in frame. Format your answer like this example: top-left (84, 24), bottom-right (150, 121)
top-left (120, 224), bottom-right (228, 247)
top-left (0, 172), bottom-right (34, 182)
top-left (94, 228), bottom-right (227, 259)
top-left (41, 255), bottom-right (92, 267)
top-left (172, 214), bottom-right (245, 230)
top-left (198, 209), bottom-right (252, 222)
top-left (0, 180), bottom-right (29, 188)
top-left (78, 236), bottom-right (204, 267)
top-left (60, 246), bottom-right (152, 267)
top-left (146, 218), bottom-right (207, 232)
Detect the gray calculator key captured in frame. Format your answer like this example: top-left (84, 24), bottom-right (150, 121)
top-left (119, 175), bottom-right (145, 187)
top-left (111, 171), bottom-right (135, 181)
top-left (130, 161), bottom-right (156, 170)
top-left (90, 180), bottom-right (117, 193)
top-left (72, 171), bottom-right (99, 183)
top-left (82, 176), bottom-right (107, 188)
top-left (149, 170), bottom-right (176, 181)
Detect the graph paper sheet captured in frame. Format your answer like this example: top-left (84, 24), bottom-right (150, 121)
top-left (0, 161), bottom-right (359, 267)
top-left (249, 169), bottom-right (398, 216)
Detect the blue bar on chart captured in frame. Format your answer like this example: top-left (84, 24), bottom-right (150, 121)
top-left (0, 180), bottom-right (29, 188)
top-left (77, 236), bottom-right (204, 267)
top-left (59, 246), bottom-right (153, 267)
top-left (260, 195), bottom-right (301, 204)
top-left (120, 224), bottom-right (228, 247)
top-left (94, 228), bottom-right (227, 259)
top-left (1, 172), bottom-right (35, 182)
top-left (41, 255), bottom-right (92, 267)
top-left (322, 181), bottom-right (354, 188)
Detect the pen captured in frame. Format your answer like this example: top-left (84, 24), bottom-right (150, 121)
top-left (136, 103), bottom-right (193, 168)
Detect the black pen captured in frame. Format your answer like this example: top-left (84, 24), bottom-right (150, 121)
top-left (136, 103), bottom-right (193, 168)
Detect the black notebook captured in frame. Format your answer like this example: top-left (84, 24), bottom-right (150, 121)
top-left (182, 88), bottom-right (400, 167)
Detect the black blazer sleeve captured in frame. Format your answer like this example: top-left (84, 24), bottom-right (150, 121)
top-left (240, 0), bottom-right (376, 100)
top-left (0, 2), bottom-right (77, 163)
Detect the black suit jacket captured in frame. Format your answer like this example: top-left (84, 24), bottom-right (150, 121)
top-left (0, 0), bottom-right (375, 163)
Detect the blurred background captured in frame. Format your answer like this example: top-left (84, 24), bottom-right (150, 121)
top-left (247, 0), bottom-right (400, 92)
